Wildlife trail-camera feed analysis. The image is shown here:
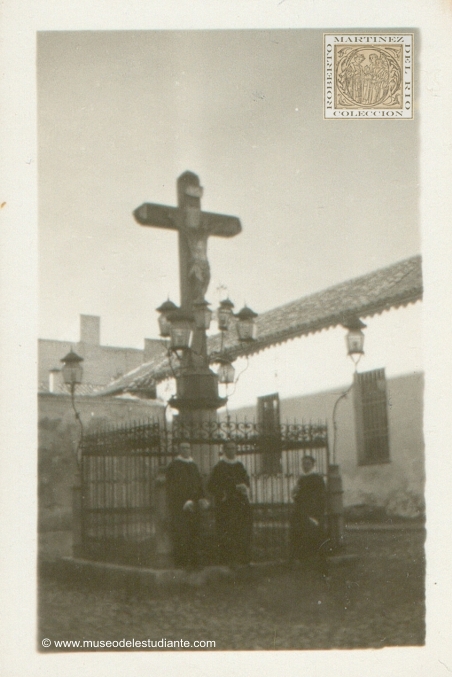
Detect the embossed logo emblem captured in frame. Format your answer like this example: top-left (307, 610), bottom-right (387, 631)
top-left (324, 35), bottom-right (413, 119)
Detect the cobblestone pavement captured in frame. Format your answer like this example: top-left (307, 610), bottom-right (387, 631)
top-left (38, 528), bottom-right (425, 651)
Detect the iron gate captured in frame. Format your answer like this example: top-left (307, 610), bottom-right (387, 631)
top-left (80, 417), bottom-right (329, 566)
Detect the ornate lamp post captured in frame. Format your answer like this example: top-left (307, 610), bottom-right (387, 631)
top-left (328, 317), bottom-right (366, 553)
top-left (156, 298), bottom-right (258, 420)
top-left (343, 316), bottom-right (367, 366)
top-left (156, 299), bottom-right (179, 338)
top-left (60, 348), bottom-right (84, 558)
top-left (167, 309), bottom-right (195, 353)
top-left (193, 299), bottom-right (213, 330)
top-left (61, 349), bottom-right (84, 455)
top-left (61, 349), bottom-right (84, 387)
top-left (235, 305), bottom-right (258, 342)
top-left (217, 298), bottom-right (234, 332)
top-left (215, 356), bottom-right (236, 385)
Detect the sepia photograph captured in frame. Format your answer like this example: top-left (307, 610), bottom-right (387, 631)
top-left (37, 28), bottom-right (424, 651)
top-left (1, 2), bottom-right (451, 675)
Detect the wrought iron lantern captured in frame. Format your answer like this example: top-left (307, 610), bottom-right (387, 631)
top-left (193, 299), bottom-right (213, 330)
top-left (60, 350), bottom-right (85, 476)
top-left (236, 305), bottom-right (258, 342)
top-left (167, 309), bottom-right (194, 351)
top-left (342, 317), bottom-right (367, 363)
top-left (156, 299), bottom-right (179, 338)
top-left (215, 357), bottom-right (236, 385)
top-left (217, 298), bottom-right (235, 332)
top-left (60, 349), bottom-right (84, 391)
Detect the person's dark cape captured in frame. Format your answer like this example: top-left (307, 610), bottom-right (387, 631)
top-left (207, 459), bottom-right (252, 564)
top-left (165, 457), bottom-right (204, 515)
top-left (165, 457), bottom-right (205, 566)
top-left (292, 472), bottom-right (326, 523)
top-left (290, 472), bottom-right (327, 562)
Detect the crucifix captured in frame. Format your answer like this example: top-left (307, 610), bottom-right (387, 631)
top-left (134, 171), bottom-right (242, 311)
top-left (133, 171), bottom-right (242, 418)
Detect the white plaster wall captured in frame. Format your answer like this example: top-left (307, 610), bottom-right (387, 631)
top-left (229, 372), bottom-right (425, 515)
top-left (219, 302), bottom-right (423, 411)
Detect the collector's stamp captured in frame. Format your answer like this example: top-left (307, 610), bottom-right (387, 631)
top-left (324, 34), bottom-right (413, 118)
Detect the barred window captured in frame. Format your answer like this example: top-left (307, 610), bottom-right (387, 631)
top-left (353, 368), bottom-right (390, 465)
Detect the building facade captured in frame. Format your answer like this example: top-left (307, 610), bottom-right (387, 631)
top-left (98, 256), bottom-right (424, 520)
top-left (39, 314), bottom-right (164, 393)
top-left (229, 370), bottom-right (425, 518)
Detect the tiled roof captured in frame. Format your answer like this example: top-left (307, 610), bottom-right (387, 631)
top-left (38, 382), bottom-right (105, 396)
top-left (100, 255), bottom-right (422, 396)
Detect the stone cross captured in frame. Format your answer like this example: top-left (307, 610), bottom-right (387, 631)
top-left (134, 171), bottom-right (242, 310)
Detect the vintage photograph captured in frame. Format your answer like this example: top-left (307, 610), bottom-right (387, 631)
top-left (35, 28), bottom-right (427, 652)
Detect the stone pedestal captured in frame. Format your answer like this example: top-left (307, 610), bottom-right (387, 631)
top-left (178, 408), bottom-right (221, 475)
top-left (170, 370), bottom-right (224, 475)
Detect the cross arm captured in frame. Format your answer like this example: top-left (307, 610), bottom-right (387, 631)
top-left (133, 202), bottom-right (242, 238)
top-left (133, 203), bottom-right (179, 230)
top-left (202, 211), bottom-right (242, 237)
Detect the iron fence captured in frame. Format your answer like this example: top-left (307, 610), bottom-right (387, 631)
top-left (80, 417), bottom-right (329, 566)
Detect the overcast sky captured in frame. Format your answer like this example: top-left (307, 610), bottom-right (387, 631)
top-left (38, 29), bottom-right (420, 348)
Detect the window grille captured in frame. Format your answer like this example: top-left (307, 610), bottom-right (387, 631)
top-left (353, 368), bottom-right (390, 465)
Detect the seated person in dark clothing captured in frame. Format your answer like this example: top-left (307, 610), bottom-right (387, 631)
top-left (165, 442), bottom-right (208, 569)
top-left (207, 441), bottom-right (252, 566)
top-left (289, 455), bottom-right (327, 571)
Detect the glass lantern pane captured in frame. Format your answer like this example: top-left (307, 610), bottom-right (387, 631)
top-left (62, 363), bottom-right (83, 385)
top-left (346, 330), bottom-right (364, 354)
top-left (158, 314), bottom-right (172, 337)
top-left (218, 309), bottom-right (232, 331)
top-left (237, 320), bottom-right (257, 341)
top-left (194, 308), bottom-right (212, 330)
top-left (218, 362), bottom-right (235, 384)
top-left (170, 326), bottom-right (192, 350)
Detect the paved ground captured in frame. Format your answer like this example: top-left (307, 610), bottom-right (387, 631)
top-left (38, 527), bottom-right (425, 651)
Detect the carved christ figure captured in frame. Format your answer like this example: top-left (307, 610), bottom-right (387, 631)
top-left (185, 226), bottom-right (210, 302)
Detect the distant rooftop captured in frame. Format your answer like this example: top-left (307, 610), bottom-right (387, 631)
top-left (38, 314), bottom-right (165, 394)
top-left (100, 254), bottom-right (422, 397)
